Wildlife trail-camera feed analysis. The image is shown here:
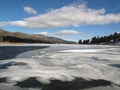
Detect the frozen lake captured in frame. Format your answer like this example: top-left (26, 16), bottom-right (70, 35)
top-left (0, 44), bottom-right (120, 90)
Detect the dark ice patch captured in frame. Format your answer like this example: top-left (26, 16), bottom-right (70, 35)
top-left (91, 57), bottom-right (109, 61)
top-left (109, 64), bottom-right (120, 68)
top-left (15, 77), bottom-right (42, 88)
top-left (0, 62), bottom-right (27, 69)
top-left (0, 78), bottom-right (7, 83)
top-left (15, 77), bottom-right (112, 90)
top-left (0, 46), bottom-right (49, 60)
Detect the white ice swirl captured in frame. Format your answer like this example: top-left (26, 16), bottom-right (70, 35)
top-left (0, 45), bottom-right (120, 88)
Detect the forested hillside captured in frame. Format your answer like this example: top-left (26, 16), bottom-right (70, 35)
top-left (0, 29), bottom-right (76, 44)
top-left (78, 32), bottom-right (120, 44)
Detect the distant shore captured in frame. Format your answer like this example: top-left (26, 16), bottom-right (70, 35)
top-left (0, 42), bottom-right (25, 44)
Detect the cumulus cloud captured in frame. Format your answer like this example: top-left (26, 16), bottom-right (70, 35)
top-left (23, 6), bottom-right (37, 14)
top-left (56, 30), bottom-right (81, 35)
top-left (2, 4), bottom-right (120, 29)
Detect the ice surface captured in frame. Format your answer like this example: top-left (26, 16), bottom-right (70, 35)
top-left (60, 49), bottom-right (103, 52)
top-left (0, 44), bottom-right (120, 90)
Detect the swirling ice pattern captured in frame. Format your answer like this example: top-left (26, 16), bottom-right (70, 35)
top-left (0, 44), bottom-right (120, 90)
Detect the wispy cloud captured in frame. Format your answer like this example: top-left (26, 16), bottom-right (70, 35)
top-left (56, 30), bottom-right (81, 35)
top-left (0, 22), bottom-right (8, 26)
top-left (34, 30), bottom-right (86, 41)
top-left (1, 4), bottom-right (120, 29)
top-left (23, 6), bottom-right (37, 14)
top-left (35, 30), bottom-right (81, 36)
top-left (35, 31), bottom-right (48, 35)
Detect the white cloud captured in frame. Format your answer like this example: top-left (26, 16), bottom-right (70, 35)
top-left (35, 30), bottom-right (81, 36)
top-left (35, 32), bottom-right (48, 35)
top-left (0, 22), bottom-right (8, 26)
top-left (23, 6), bottom-right (37, 14)
top-left (56, 30), bottom-right (81, 35)
top-left (33, 30), bottom-right (84, 41)
top-left (2, 4), bottom-right (120, 29)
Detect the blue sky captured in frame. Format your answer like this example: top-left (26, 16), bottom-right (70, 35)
top-left (0, 0), bottom-right (120, 41)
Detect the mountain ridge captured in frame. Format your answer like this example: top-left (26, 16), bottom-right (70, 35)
top-left (0, 29), bottom-right (76, 44)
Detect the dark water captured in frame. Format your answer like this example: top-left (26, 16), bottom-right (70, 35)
top-left (0, 77), bottom-right (113, 90)
top-left (0, 46), bottom-right (49, 60)
top-left (15, 77), bottom-right (111, 90)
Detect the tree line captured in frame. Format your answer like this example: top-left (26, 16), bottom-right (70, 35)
top-left (78, 32), bottom-right (120, 44)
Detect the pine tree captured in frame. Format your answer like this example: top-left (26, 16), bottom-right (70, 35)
top-left (78, 39), bottom-right (82, 44)
top-left (0, 35), bottom-right (3, 42)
